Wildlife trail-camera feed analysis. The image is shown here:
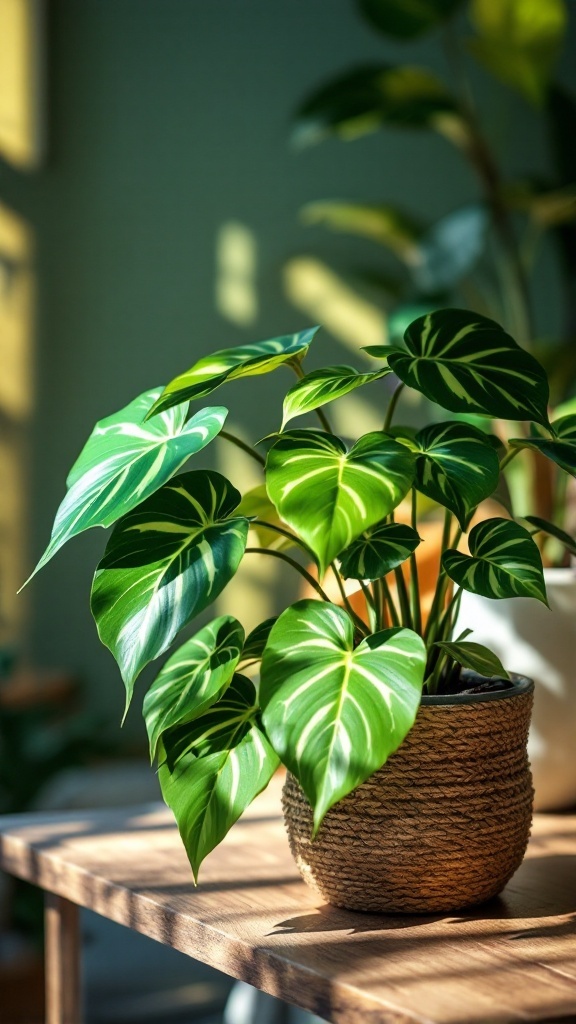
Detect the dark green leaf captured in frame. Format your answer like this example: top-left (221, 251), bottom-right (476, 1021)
top-left (339, 523), bottom-right (420, 580)
top-left (260, 601), bottom-right (426, 831)
top-left (143, 616), bottom-right (245, 761)
top-left (90, 471), bottom-right (249, 705)
top-left (358, 0), bottom-right (464, 40)
top-left (523, 515), bottom-right (576, 556)
top-left (434, 640), bottom-right (510, 678)
top-left (159, 674), bottom-right (279, 881)
top-left (240, 617), bottom-right (277, 664)
top-left (510, 414), bottom-right (576, 475)
top-left (413, 421), bottom-right (500, 528)
top-left (442, 518), bottom-right (547, 603)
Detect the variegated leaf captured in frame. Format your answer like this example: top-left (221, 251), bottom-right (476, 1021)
top-left (240, 617), bottom-right (277, 664)
top-left (236, 485), bottom-right (298, 552)
top-left (266, 430), bottom-right (415, 577)
top-left (260, 601), bottom-right (426, 831)
top-left (510, 414), bottom-right (576, 476)
top-left (281, 364), bottom-right (391, 428)
top-left (368, 309), bottom-right (550, 424)
top-left (27, 391), bottom-right (227, 582)
top-left (442, 518), bottom-right (547, 604)
top-left (143, 616), bottom-right (245, 761)
top-left (159, 674), bottom-right (279, 881)
top-left (339, 523), bottom-right (420, 580)
top-left (148, 328), bottom-right (319, 417)
top-left (91, 470), bottom-right (249, 705)
top-left (433, 640), bottom-right (510, 679)
top-left (412, 422), bottom-right (500, 528)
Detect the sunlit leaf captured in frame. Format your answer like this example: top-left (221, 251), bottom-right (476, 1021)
top-left (442, 518), bottom-right (547, 603)
top-left (143, 616), bottom-right (245, 761)
top-left (300, 200), bottom-right (422, 260)
top-left (27, 391), bottom-right (227, 582)
top-left (147, 328), bottom-right (319, 417)
top-left (260, 601), bottom-right (426, 831)
top-left (282, 364), bottom-right (390, 428)
top-left (236, 485), bottom-right (298, 551)
top-left (159, 674), bottom-right (279, 881)
top-left (433, 640), bottom-right (510, 678)
top-left (339, 523), bottom-right (420, 580)
top-left (91, 471), bottom-right (249, 704)
top-left (266, 429), bottom-right (415, 577)
top-left (358, 0), bottom-right (464, 40)
top-left (469, 0), bottom-right (567, 106)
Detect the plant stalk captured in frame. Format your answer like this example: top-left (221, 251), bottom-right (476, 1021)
top-left (244, 547), bottom-right (331, 602)
top-left (219, 430), bottom-right (266, 467)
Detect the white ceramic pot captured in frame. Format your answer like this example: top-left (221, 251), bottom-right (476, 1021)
top-left (457, 568), bottom-right (576, 811)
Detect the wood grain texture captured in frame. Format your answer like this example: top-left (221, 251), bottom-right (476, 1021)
top-left (44, 894), bottom-right (82, 1024)
top-left (1, 774), bottom-right (576, 1024)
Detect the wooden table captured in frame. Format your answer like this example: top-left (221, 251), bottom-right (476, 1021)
top-left (1, 774), bottom-right (576, 1024)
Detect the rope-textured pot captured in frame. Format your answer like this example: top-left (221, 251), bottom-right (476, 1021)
top-left (282, 675), bottom-right (534, 913)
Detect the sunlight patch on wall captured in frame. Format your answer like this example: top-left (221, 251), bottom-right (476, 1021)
top-left (215, 222), bottom-right (258, 327)
top-left (283, 256), bottom-right (388, 357)
top-left (0, 203), bottom-right (34, 645)
top-left (0, 0), bottom-right (45, 169)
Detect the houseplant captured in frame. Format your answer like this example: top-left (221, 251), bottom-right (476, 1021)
top-left (26, 307), bottom-right (576, 912)
top-left (289, 0), bottom-right (576, 809)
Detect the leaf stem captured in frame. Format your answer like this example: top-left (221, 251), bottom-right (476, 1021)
top-left (244, 547), bottom-right (331, 602)
top-left (359, 580), bottom-right (377, 632)
top-left (394, 566), bottom-right (412, 629)
top-left (499, 446), bottom-right (521, 472)
top-left (219, 430), bottom-right (266, 467)
top-left (252, 519), bottom-right (309, 553)
top-left (383, 383), bottom-right (405, 434)
top-left (379, 577), bottom-right (400, 628)
top-left (409, 489), bottom-right (422, 635)
top-left (330, 565), bottom-right (370, 635)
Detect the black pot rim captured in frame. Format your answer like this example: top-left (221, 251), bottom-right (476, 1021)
top-left (421, 672), bottom-right (534, 706)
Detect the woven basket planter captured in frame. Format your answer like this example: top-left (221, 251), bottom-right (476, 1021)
top-left (282, 675), bottom-right (534, 913)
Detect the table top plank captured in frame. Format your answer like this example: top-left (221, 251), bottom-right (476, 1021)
top-left (1, 774), bottom-right (576, 1024)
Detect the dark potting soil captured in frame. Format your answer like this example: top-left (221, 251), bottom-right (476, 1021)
top-left (437, 670), bottom-right (514, 697)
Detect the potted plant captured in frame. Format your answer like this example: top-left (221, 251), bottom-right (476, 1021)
top-left (25, 307), bottom-right (576, 913)
top-left (288, 0), bottom-right (576, 811)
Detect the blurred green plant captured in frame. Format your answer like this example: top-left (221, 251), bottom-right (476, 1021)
top-left (292, 0), bottom-right (576, 551)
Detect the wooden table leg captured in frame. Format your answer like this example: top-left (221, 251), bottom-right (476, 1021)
top-left (44, 893), bottom-right (82, 1024)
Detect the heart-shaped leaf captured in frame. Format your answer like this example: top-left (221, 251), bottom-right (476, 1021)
top-left (26, 391), bottom-right (228, 582)
top-left (412, 421), bottom-right (500, 528)
top-left (442, 518), bottom-right (547, 603)
top-left (339, 523), bottom-right (420, 580)
top-left (148, 328), bottom-right (319, 417)
top-left (359, 0), bottom-right (465, 40)
top-left (143, 615), bottom-right (245, 761)
top-left (282, 364), bottom-right (391, 428)
top-left (510, 414), bottom-right (576, 475)
top-left (433, 640), bottom-right (510, 678)
top-left (260, 601), bottom-right (426, 831)
top-left (387, 309), bottom-right (550, 424)
top-left (266, 430), bottom-right (415, 577)
top-left (293, 65), bottom-right (461, 147)
top-left (159, 674), bottom-right (279, 881)
top-left (91, 470), bottom-right (249, 706)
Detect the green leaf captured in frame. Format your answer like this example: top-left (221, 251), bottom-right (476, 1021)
top-left (236, 485), bottom-right (298, 551)
top-left (412, 421), bottom-right (500, 529)
top-left (27, 391), bottom-right (228, 582)
top-left (358, 0), bottom-right (464, 40)
top-left (281, 364), bottom-right (391, 429)
top-left (260, 601), bottom-right (426, 832)
top-left (143, 616), bottom-right (245, 762)
top-left (411, 204), bottom-right (488, 294)
top-left (147, 328), bottom-right (319, 417)
top-left (339, 523), bottom-right (420, 580)
top-left (159, 674), bottom-right (279, 881)
top-left (510, 414), bottom-right (576, 475)
top-left (90, 470), bottom-right (249, 706)
top-left (522, 515), bottom-right (576, 556)
top-left (442, 518), bottom-right (547, 603)
top-left (266, 430), bottom-right (415, 577)
top-left (300, 201), bottom-right (422, 260)
top-left (392, 308), bottom-right (550, 424)
top-left (433, 640), bottom-right (510, 678)
top-left (470, 0), bottom-right (567, 106)
top-left (293, 65), bottom-right (461, 146)
top-left (240, 617), bottom-right (277, 664)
